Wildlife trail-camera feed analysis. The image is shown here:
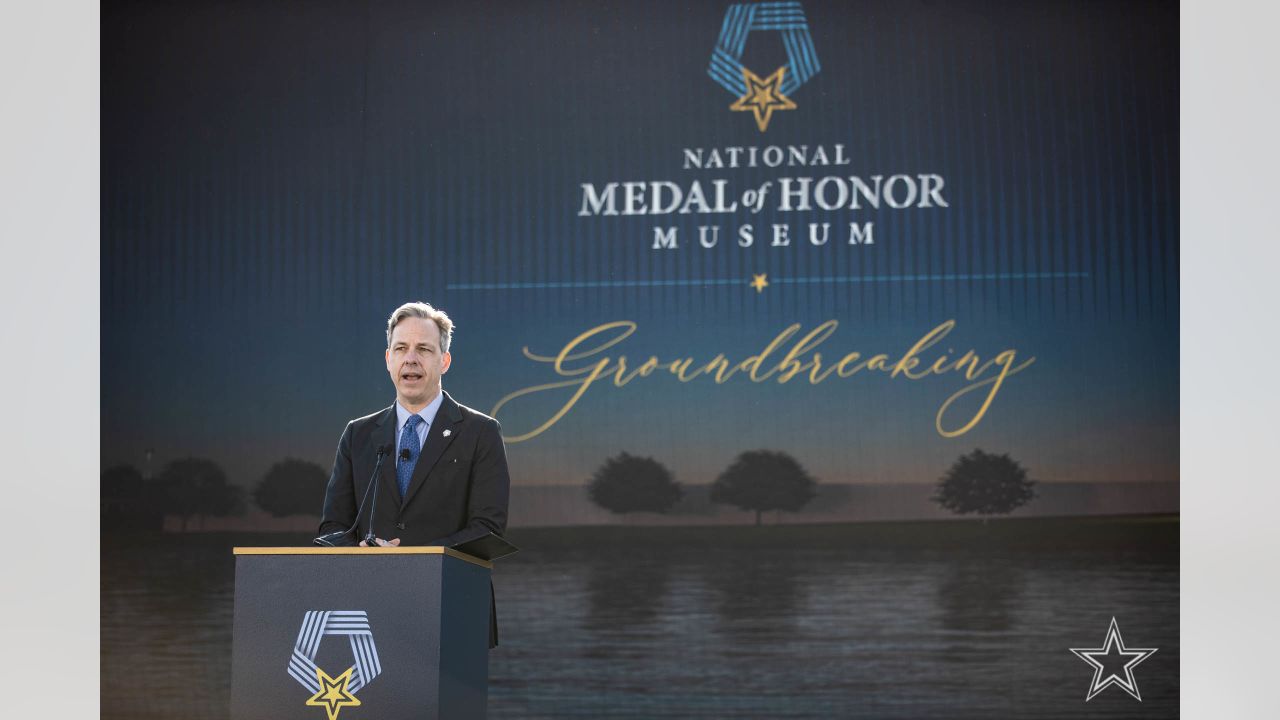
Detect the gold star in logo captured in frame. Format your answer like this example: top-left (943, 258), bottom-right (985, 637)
top-left (729, 66), bottom-right (797, 132)
top-left (306, 666), bottom-right (361, 720)
top-left (750, 273), bottom-right (769, 293)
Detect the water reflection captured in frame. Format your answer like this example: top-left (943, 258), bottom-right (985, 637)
top-left (583, 557), bottom-right (671, 631)
top-left (705, 551), bottom-right (804, 641)
top-left (936, 558), bottom-right (1025, 633)
top-left (101, 537), bottom-right (237, 720)
top-left (102, 524), bottom-right (1179, 720)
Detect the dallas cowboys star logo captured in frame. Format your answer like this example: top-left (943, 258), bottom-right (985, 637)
top-left (1069, 617), bottom-right (1158, 701)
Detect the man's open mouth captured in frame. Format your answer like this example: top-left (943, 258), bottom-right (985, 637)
top-left (402, 372), bottom-right (423, 381)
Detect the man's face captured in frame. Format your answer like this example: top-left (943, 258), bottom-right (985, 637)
top-left (385, 317), bottom-right (451, 409)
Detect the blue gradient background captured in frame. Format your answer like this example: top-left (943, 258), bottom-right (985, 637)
top-left (102, 0), bottom-right (1177, 500)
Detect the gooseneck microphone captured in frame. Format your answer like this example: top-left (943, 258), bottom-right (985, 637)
top-left (368, 448), bottom-right (414, 546)
top-left (361, 444), bottom-right (400, 547)
top-left (313, 444), bottom-right (392, 546)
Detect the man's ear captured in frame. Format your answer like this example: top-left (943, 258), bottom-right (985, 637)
top-left (441, 351), bottom-right (452, 374)
top-left (385, 347), bottom-right (392, 372)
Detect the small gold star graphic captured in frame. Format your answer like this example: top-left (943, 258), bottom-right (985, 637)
top-left (306, 666), bottom-right (361, 720)
top-left (729, 66), bottom-right (797, 132)
top-left (750, 273), bottom-right (769, 293)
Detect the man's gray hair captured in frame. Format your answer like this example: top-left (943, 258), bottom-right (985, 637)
top-left (386, 302), bottom-right (454, 352)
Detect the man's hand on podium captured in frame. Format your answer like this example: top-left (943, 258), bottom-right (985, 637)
top-left (359, 537), bottom-right (401, 547)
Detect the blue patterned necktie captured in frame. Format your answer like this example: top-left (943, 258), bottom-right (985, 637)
top-left (397, 415), bottom-right (424, 499)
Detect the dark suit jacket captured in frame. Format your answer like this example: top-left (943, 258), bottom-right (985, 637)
top-left (318, 390), bottom-right (510, 645)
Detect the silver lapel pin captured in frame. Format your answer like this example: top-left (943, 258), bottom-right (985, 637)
top-left (442, 429), bottom-right (452, 437)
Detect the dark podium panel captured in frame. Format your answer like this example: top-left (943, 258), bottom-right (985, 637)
top-left (230, 547), bottom-right (492, 720)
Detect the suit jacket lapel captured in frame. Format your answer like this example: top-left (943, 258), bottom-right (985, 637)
top-left (403, 391), bottom-right (462, 507)
top-left (373, 405), bottom-right (401, 511)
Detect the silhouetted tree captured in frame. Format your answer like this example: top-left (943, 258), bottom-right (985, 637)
top-left (101, 464), bottom-right (163, 532)
top-left (933, 449), bottom-right (1036, 520)
top-left (587, 452), bottom-right (683, 514)
top-left (711, 450), bottom-right (817, 525)
top-left (254, 458), bottom-right (329, 517)
top-left (155, 457), bottom-right (245, 531)
top-left (101, 464), bottom-right (143, 502)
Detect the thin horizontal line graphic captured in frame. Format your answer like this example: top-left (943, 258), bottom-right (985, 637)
top-left (447, 271), bottom-right (1090, 291)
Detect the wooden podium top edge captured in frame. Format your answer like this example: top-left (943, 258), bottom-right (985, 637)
top-left (232, 546), bottom-right (493, 569)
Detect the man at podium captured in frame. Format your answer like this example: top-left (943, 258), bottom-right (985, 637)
top-left (317, 301), bottom-right (511, 644)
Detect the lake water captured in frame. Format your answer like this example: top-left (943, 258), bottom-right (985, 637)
top-left (101, 519), bottom-right (1178, 718)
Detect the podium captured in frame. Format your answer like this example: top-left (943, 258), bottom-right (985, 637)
top-left (230, 547), bottom-right (493, 720)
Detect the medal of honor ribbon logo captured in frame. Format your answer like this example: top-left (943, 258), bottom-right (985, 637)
top-left (288, 611), bottom-right (382, 720)
top-left (708, 2), bottom-right (820, 131)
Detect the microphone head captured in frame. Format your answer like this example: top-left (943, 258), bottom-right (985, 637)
top-left (399, 448), bottom-right (411, 460)
top-left (376, 444), bottom-right (392, 457)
